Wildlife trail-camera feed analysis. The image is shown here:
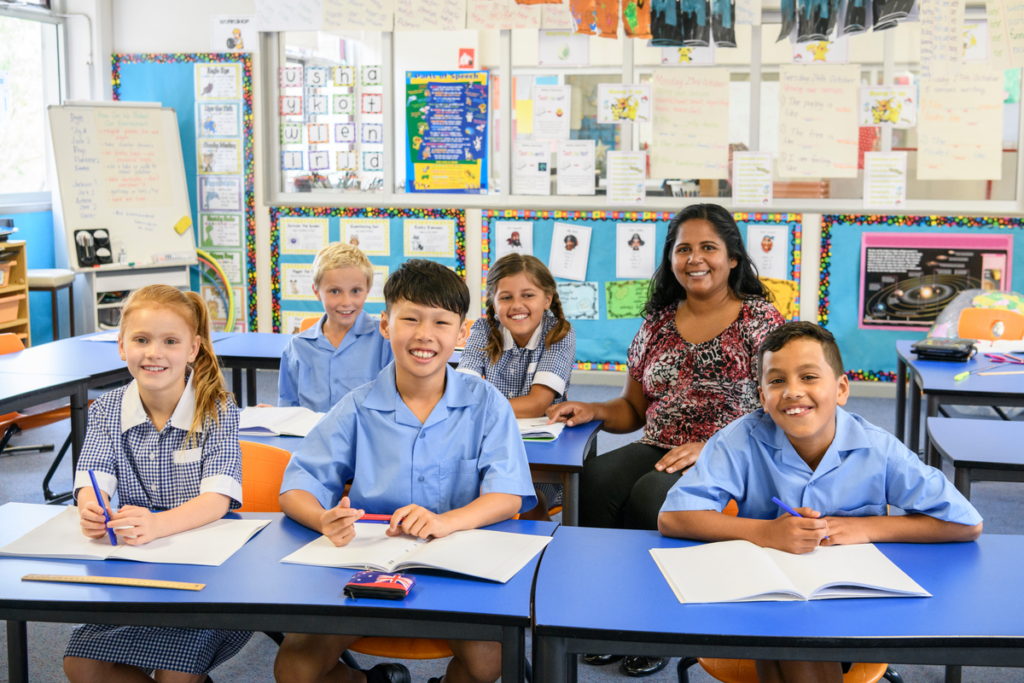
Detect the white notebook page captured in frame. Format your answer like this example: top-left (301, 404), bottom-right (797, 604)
top-left (764, 544), bottom-right (930, 599)
top-left (651, 540), bottom-right (799, 603)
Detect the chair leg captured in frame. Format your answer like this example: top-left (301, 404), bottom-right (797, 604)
top-left (42, 434), bottom-right (74, 503)
top-left (676, 657), bottom-right (699, 683)
top-left (883, 666), bottom-right (904, 683)
top-left (68, 282), bottom-right (75, 338)
top-left (51, 289), bottom-right (59, 342)
top-left (525, 654), bottom-right (533, 683)
top-left (0, 424), bottom-right (54, 457)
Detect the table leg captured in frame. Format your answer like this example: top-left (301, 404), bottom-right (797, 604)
top-left (7, 619), bottom-right (28, 683)
top-left (231, 365), bottom-right (243, 408)
top-left (501, 626), bottom-right (525, 683)
top-left (896, 357), bottom-right (907, 445)
top-left (563, 473), bottom-right (579, 527)
top-left (954, 467), bottom-right (972, 501)
top-left (945, 665), bottom-right (962, 683)
top-left (246, 367), bottom-right (258, 407)
top-left (568, 653), bottom-right (578, 683)
top-left (70, 384), bottom-right (87, 471)
top-left (926, 395), bottom-right (940, 468)
top-left (536, 636), bottom-right (569, 683)
top-left (909, 380), bottom-right (922, 456)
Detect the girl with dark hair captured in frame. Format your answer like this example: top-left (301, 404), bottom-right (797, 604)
top-left (546, 204), bottom-right (783, 676)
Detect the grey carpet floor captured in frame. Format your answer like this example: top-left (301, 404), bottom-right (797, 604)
top-left (0, 370), bottom-right (1021, 682)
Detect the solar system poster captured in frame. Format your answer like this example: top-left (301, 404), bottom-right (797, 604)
top-left (859, 233), bottom-right (1013, 331)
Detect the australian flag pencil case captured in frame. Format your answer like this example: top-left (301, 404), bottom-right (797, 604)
top-left (344, 571), bottom-right (416, 600)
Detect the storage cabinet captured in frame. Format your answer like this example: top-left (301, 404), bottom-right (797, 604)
top-left (0, 240), bottom-right (30, 345)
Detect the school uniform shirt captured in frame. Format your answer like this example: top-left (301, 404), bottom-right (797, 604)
top-left (278, 311), bottom-right (395, 413)
top-left (661, 407), bottom-right (983, 527)
top-left (66, 373), bottom-right (250, 675)
top-left (456, 313), bottom-right (575, 404)
top-left (281, 363), bottom-right (538, 514)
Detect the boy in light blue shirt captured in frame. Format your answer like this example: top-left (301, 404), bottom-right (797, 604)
top-left (275, 259), bottom-right (536, 683)
top-left (659, 322), bottom-right (982, 683)
top-left (278, 243), bottom-right (393, 412)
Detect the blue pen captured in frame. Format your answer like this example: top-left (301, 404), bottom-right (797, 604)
top-left (88, 470), bottom-right (118, 546)
top-left (772, 496), bottom-right (828, 540)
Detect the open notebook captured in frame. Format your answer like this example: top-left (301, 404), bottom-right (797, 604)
top-left (651, 540), bottom-right (931, 603)
top-left (0, 504), bottom-right (270, 567)
top-left (517, 417), bottom-right (565, 442)
top-left (239, 406), bottom-right (324, 437)
top-left (281, 522), bottom-right (551, 583)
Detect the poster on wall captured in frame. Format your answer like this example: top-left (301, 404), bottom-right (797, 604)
top-left (858, 232), bottom-right (1013, 330)
top-left (746, 224), bottom-right (790, 280)
top-left (548, 222), bottom-right (592, 281)
top-left (597, 84), bottom-right (652, 124)
top-left (340, 218), bottom-right (390, 255)
top-left (405, 71), bottom-right (489, 193)
top-left (556, 281), bottom-right (600, 320)
top-left (616, 223), bottom-right (657, 279)
top-left (495, 221), bottom-right (534, 260)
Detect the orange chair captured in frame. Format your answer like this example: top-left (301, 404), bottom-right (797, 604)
top-left (239, 441), bottom-right (455, 662)
top-left (298, 316), bottom-right (320, 333)
top-left (676, 501), bottom-right (902, 683)
top-left (958, 307), bottom-right (1024, 341)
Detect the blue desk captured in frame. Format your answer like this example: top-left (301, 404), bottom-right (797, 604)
top-left (895, 340), bottom-right (1024, 464)
top-left (0, 503), bottom-right (555, 683)
top-left (926, 417), bottom-right (1024, 500)
top-left (243, 419), bottom-right (600, 526)
top-left (534, 526), bottom-right (1024, 683)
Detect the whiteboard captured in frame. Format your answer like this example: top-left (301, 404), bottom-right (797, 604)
top-left (48, 103), bottom-right (197, 273)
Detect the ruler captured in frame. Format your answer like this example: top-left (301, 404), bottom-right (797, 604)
top-left (22, 574), bottom-right (205, 591)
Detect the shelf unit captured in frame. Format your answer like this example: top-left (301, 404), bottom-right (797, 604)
top-left (0, 240), bottom-right (30, 345)
top-left (82, 265), bottom-right (191, 332)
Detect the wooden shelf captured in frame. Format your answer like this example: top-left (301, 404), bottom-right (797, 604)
top-left (0, 317), bottom-right (29, 331)
top-left (0, 240), bottom-right (30, 345)
top-left (0, 283), bottom-right (26, 295)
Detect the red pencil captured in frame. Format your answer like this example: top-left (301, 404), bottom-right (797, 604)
top-left (361, 513), bottom-right (394, 521)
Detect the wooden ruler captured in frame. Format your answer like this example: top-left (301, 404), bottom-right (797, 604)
top-left (22, 574), bottom-right (205, 591)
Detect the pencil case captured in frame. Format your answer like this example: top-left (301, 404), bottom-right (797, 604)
top-left (911, 338), bottom-right (975, 362)
top-left (343, 571), bottom-right (416, 600)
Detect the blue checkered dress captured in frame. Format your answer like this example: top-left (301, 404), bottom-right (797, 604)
top-left (457, 313), bottom-right (575, 506)
top-left (65, 378), bottom-right (251, 675)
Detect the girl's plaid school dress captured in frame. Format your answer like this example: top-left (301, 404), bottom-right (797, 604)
top-left (65, 373), bottom-right (251, 675)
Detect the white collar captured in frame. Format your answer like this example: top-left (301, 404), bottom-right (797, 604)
top-left (121, 371), bottom-right (198, 433)
top-left (501, 317), bottom-right (544, 352)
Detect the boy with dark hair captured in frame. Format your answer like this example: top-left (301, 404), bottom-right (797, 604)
top-left (275, 260), bottom-right (537, 683)
top-left (658, 321), bottom-right (981, 683)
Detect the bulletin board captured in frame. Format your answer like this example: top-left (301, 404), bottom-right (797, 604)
top-left (482, 210), bottom-right (802, 370)
top-left (270, 207), bottom-right (466, 333)
top-left (818, 214), bottom-right (1024, 381)
top-left (113, 53), bottom-right (257, 332)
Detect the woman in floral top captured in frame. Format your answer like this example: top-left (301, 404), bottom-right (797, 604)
top-left (548, 204), bottom-right (785, 532)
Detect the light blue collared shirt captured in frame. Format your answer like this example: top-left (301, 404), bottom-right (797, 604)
top-left (280, 363), bottom-right (538, 514)
top-left (278, 311), bottom-right (394, 413)
top-left (661, 407), bottom-right (982, 526)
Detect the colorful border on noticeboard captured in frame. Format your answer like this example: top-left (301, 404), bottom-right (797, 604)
top-left (819, 214), bottom-right (1024, 382)
top-left (482, 210), bottom-right (802, 372)
top-left (270, 207), bottom-right (467, 333)
top-left (112, 53), bottom-right (257, 332)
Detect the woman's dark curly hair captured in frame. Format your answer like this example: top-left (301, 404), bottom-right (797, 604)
top-left (643, 204), bottom-right (771, 318)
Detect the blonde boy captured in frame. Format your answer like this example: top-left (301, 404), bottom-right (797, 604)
top-left (278, 243), bottom-right (393, 412)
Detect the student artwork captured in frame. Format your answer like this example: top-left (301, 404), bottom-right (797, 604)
top-left (557, 140), bottom-right (596, 196)
top-left (732, 152), bottom-right (774, 207)
top-left (859, 87), bottom-right (916, 128)
top-left (533, 85), bottom-right (571, 141)
top-left (197, 139), bottom-right (242, 175)
top-left (404, 218), bottom-right (455, 257)
top-left (556, 281), bottom-right (600, 320)
top-left (340, 218), bottom-right (390, 256)
top-left (606, 151), bottom-right (647, 206)
top-left (337, 151), bottom-right (357, 171)
top-left (918, 67), bottom-right (1003, 180)
top-left (538, 29), bottom-right (590, 66)
top-left (281, 123), bottom-right (302, 144)
top-left (777, 65), bottom-right (858, 178)
top-left (962, 21), bottom-right (989, 62)
top-left (746, 224), bottom-right (790, 280)
top-left (309, 150), bottom-right (330, 171)
top-left (858, 232), bottom-right (1012, 331)
top-left (495, 221), bottom-right (534, 260)
top-left (200, 214), bottom-right (244, 249)
top-left (542, 3), bottom-right (575, 28)
top-left (605, 280), bottom-right (648, 319)
top-left (616, 223), bottom-right (657, 279)
top-left (196, 63), bottom-right (241, 100)
top-left (794, 0), bottom-right (843, 43)
top-left (335, 122), bottom-right (355, 143)
top-left (282, 264), bottom-right (317, 300)
top-left (308, 123), bottom-right (330, 144)
top-left (280, 66), bottom-right (303, 88)
top-left (791, 37), bottom-right (850, 64)
top-left (280, 96), bottom-right (303, 116)
top-left (362, 123), bottom-right (383, 144)
top-left (280, 217), bottom-right (329, 255)
top-left (207, 249), bottom-right (244, 285)
top-left (306, 67), bottom-right (329, 88)
top-left (985, 0), bottom-right (1024, 68)
top-left (651, 68), bottom-right (729, 180)
top-left (203, 284), bottom-right (245, 332)
top-left (919, 0), bottom-right (964, 79)
top-left (282, 151), bottom-right (304, 170)
top-left (548, 222), bottom-right (592, 282)
top-left (362, 93), bottom-right (383, 114)
top-left (597, 84), bottom-right (652, 124)
top-left (735, 0), bottom-right (761, 24)
top-left (760, 277), bottom-right (800, 320)
top-left (405, 71), bottom-right (489, 193)
top-left (393, 0), bottom-right (467, 30)
top-left (198, 103), bottom-right (240, 138)
top-left (362, 65), bottom-right (383, 86)
top-left (367, 265), bottom-right (388, 303)
top-left (199, 176), bottom-right (243, 212)
top-left (333, 66), bottom-right (356, 87)
top-left (323, 0), bottom-right (396, 30)
top-left (467, 0), bottom-right (543, 29)
top-left (308, 96), bottom-right (329, 115)
top-left (660, 45), bottom-right (715, 65)
top-left (513, 141), bottom-right (552, 196)
top-left (863, 152), bottom-right (908, 210)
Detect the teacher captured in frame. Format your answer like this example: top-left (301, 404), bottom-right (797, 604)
top-left (548, 204), bottom-right (785, 531)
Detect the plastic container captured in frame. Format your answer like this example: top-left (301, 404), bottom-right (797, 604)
top-left (0, 293), bottom-right (25, 323)
top-left (0, 259), bottom-right (14, 287)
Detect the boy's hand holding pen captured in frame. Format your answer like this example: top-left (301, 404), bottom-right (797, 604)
top-left (320, 496), bottom-right (365, 547)
top-left (766, 497), bottom-right (830, 555)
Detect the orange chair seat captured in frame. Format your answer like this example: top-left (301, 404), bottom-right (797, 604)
top-left (350, 637), bottom-right (453, 659)
top-left (298, 316), bottom-right (320, 333)
top-left (0, 406), bottom-right (73, 434)
top-left (698, 658), bottom-right (889, 683)
top-left (958, 307), bottom-right (1024, 341)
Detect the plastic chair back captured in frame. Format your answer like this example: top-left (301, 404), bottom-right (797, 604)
top-left (238, 441), bottom-right (291, 512)
top-left (298, 317), bottom-right (320, 333)
top-left (958, 307), bottom-right (1024, 341)
top-left (0, 333), bottom-right (24, 355)
top-left (697, 658), bottom-right (889, 683)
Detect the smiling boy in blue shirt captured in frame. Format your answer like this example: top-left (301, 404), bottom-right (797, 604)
top-left (658, 322), bottom-right (982, 683)
top-left (275, 259), bottom-right (537, 683)
top-left (278, 243), bottom-right (393, 412)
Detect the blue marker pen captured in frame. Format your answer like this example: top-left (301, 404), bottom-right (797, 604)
top-left (772, 496), bottom-right (828, 541)
top-left (88, 470), bottom-right (118, 546)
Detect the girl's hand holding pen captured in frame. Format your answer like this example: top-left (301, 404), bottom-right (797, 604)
top-left (109, 505), bottom-right (165, 546)
top-left (79, 500), bottom-right (116, 540)
top-left (321, 496), bottom-right (364, 547)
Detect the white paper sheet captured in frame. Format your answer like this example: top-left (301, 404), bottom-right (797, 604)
top-left (746, 224), bottom-right (790, 280)
top-left (393, 0), bottom-right (467, 31)
top-left (557, 140), bottom-right (596, 196)
top-left (597, 84), bottom-right (652, 124)
top-left (606, 151), bottom-right (647, 206)
top-left (732, 152), bottom-right (773, 207)
top-left (548, 222), bottom-right (592, 282)
top-left (495, 221), bottom-right (534, 260)
top-left (280, 217), bottom-right (329, 255)
top-left (863, 152), bottom-right (908, 210)
top-left (340, 218), bottom-right (390, 256)
top-left (404, 219), bottom-right (455, 257)
top-left (239, 406), bottom-right (325, 437)
top-left (777, 65), bottom-right (859, 178)
top-left (533, 85), bottom-right (571, 141)
top-left (322, 0), bottom-right (395, 30)
top-left (616, 223), bottom-right (657, 279)
top-left (651, 68), bottom-right (729, 180)
top-left (513, 140), bottom-right (552, 196)
top-left (255, 0), bottom-right (323, 31)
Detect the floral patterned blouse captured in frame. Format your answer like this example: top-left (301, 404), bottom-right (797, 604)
top-left (627, 297), bottom-right (785, 449)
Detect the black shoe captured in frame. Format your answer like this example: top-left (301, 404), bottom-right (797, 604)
top-left (582, 654), bottom-right (624, 665)
top-left (621, 656), bottom-right (668, 677)
top-left (427, 678), bottom-right (442, 683)
top-left (365, 663), bottom-right (412, 683)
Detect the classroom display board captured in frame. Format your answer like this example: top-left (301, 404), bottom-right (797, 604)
top-left (113, 53), bottom-right (257, 332)
top-left (47, 104), bottom-right (195, 272)
top-left (270, 207), bottom-right (466, 333)
top-left (819, 215), bottom-right (1024, 380)
top-left (482, 211), bottom-right (802, 370)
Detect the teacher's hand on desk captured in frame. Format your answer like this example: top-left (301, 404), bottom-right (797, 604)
top-left (545, 401), bottom-right (596, 427)
top-left (654, 442), bottom-right (705, 474)
top-left (321, 496), bottom-right (365, 547)
top-left (763, 507), bottom-right (829, 555)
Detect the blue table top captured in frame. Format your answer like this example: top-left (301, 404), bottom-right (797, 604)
top-left (897, 339), bottom-right (1024, 397)
top-left (534, 526), bottom-right (1024, 642)
top-left (0, 504), bottom-right (556, 623)
top-left (927, 417), bottom-right (1024, 470)
top-left (0, 372), bottom-right (89, 402)
top-left (0, 336), bottom-right (128, 379)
